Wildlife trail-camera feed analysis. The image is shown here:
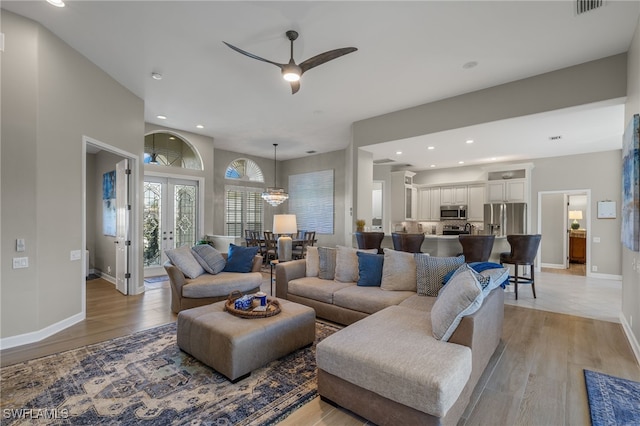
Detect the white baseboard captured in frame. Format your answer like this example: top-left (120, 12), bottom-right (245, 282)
top-left (541, 263), bottom-right (565, 269)
top-left (0, 311), bottom-right (85, 350)
top-left (587, 272), bottom-right (623, 280)
top-left (619, 313), bottom-right (640, 367)
top-left (99, 272), bottom-right (116, 285)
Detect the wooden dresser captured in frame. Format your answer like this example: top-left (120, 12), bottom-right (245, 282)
top-left (569, 229), bottom-right (586, 264)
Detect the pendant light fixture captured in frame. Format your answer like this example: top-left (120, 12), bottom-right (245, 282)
top-left (262, 143), bottom-right (288, 206)
top-left (149, 134), bottom-right (159, 165)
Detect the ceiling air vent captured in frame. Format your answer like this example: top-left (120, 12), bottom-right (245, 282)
top-left (576, 0), bottom-right (604, 15)
top-left (373, 158), bottom-right (396, 164)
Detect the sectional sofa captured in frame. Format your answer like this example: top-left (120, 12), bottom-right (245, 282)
top-left (275, 245), bottom-right (507, 425)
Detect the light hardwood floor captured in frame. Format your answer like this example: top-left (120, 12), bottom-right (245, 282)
top-left (2, 273), bottom-right (638, 426)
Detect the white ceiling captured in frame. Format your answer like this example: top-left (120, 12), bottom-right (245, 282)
top-left (3, 1), bottom-right (639, 170)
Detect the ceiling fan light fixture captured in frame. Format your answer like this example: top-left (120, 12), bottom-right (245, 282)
top-left (282, 64), bottom-right (301, 82)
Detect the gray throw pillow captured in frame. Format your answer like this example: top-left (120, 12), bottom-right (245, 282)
top-left (415, 254), bottom-right (465, 296)
top-left (335, 245), bottom-right (378, 283)
top-left (431, 264), bottom-right (484, 341)
top-left (306, 246), bottom-right (320, 277)
top-left (380, 248), bottom-right (416, 291)
top-left (191, 244), bottom-right (226, 275)
top-left (318, 247), bottom-right (336, 280)
top-left (165, 245), bottom-right (205, 279)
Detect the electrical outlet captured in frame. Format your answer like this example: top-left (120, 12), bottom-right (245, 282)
top-left (592, 265), bottom-right (598, 272)
top-left (12, 257), bottom-right (29, 269)
top-left (107, 266), bottom-right (112, 274)
top-left (16, 238), bottom-right (25, 252)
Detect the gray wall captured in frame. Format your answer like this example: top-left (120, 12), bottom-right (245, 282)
top-left (622, 15), bottom-right (640, 355)
top-left (1, 11), bottom-right (144, 340)
top-left (540, 193), bottom-right (567, 266)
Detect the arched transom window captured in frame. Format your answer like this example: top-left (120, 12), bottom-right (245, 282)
top-left (225, 158), bottom-right (264, 182)
top-left (144, 133), bottom-right (202, 170)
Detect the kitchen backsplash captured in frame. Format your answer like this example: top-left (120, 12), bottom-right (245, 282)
top-left (393, 220), bottom-right (484, 235)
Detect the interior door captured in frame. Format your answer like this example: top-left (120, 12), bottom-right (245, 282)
top-left (144, 177), bottom-right (199, 277)
top-left (115, 159), bottom-right (130, 295)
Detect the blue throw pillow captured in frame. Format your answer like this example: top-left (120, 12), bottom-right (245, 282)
top-left (356, 252), bottom-right (384, 287)
top-left (223, 244), bottom-right (259, 273)
top-left (442, 261), bottom-right (509, 289)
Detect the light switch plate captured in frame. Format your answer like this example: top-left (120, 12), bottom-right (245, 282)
top-left (13, 257), bottom-right (28, 269)
top-left (593, 237), bottom-right (601, 243)
top-left (70, 250), bottom-right (82, 261)
top-left (16, 238), bottom-right (26, 252)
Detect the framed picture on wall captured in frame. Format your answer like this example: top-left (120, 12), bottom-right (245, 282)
top-left (597, 201), bottom-right (616, 219)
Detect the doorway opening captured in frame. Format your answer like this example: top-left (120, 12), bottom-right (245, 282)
top-left (538, 189), bottom-right (590, 277)
top-left (83, 136), bottom-right (141, 309)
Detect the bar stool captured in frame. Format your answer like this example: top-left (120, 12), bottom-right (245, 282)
top-left (391, 233), bottom-right (425, 253)
top-left (499, 234), bottom-right (542, 300)
top-left (458, 235), bottom-right (495, 263)
top-left (355, 231), bottom-right (385, 254)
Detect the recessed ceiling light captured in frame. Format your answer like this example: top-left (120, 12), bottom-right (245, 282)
top-left (46, 0), bottom-right (65, 7)
top-left (396, 151), bottom-right (402, 155)
top-left (458, 161), bottom-right (465, 164)
top-left (151, 72), bottom-right (163, 80)
top-left (157, 115), bottom-right (167, 120)
top-left (427, 146), bottom-right (435, 150)
top-left (196, 124), bottom-right (204, 129)
top-left (490, 157), bottom-right (497, 161)
top-left (169, 136), bottom-right (175, 140)
top-left (466, 139), bottom-right (474, 144)
top-left (462, 61), bottom-right (478, 69)
top-left (430, 164), bottom-right (436, 168)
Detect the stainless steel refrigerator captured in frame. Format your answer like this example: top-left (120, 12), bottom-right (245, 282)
top-left (483, 203), bottom-right (527, 236)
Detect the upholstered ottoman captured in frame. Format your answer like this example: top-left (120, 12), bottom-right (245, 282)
top-left (177, 298), bottom-right (316, 382)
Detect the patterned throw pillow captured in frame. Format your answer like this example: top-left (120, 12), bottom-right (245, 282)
top-left (431, 264), bottom-right (484, 341)
top-left (306, 246), bottom-right (320, 277)
top-left (447, 264), bottom-right (491, 291)
top-left (165, 245), bottom-right (205, 279)
top-left (415, 254), bottom-right (465, 296)
top-left (222, 244), bottom-right (259, 273)
top-left (318, 247), bottom-right (337, 280)
top-left (191, 244), bottom-right (226, 275)
top-left (380, 248), bottom-right (417, 291)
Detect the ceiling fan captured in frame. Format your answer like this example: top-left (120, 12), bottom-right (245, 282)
top-left (223, 30), bottom-right (357, 94)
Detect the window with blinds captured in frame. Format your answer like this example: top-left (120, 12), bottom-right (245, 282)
top-left (289, 170), bottom-right (334, 234)
top-left (225, 187), bottom-right (263, 237)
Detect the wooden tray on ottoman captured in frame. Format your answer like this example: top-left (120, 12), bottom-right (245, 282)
top-left (224, 296), bottom-right (281, 319)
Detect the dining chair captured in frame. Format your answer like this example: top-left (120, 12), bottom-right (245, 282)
top-left (244, 229), bottom-right (254, 247)
top-left (499, 234), bottom-right (542, 300)
top-left (355, 231), bottom-right (385, 254)
top-left (292, 231), bottom-right (316, 259)
top-left (458, 235), bottom-right (495, 263)
top-left (263, 231), bottom-right (278, 262)
top-left (249, 231), bottom-right (266, 256)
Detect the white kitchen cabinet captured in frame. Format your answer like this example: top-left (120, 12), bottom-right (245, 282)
top-left (440, 185), bottom-right (467, 205)
top-left (391, 171), bottom-right (416, 222)
top-left (487, 179), bottom-right (527, 202)
top-left (467, 184), bottom-right (486, 221)
top-left (418, 186), bottom-right (442, 220)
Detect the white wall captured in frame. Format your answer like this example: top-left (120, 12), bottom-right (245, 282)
top-left (1, 11), bottom-right (144, 342)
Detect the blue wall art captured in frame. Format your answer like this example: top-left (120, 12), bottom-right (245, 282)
top-left (621, 114), bottom-right (639, 252)
top-left (103, 170), bottom-right (116, 237)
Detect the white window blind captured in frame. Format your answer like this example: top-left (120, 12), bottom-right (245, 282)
top-left (289, 170), bottom-right (334, 234)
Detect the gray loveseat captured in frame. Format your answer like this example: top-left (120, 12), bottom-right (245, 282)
top-left (275, 249), bottom-right (506, 425)
top-left (165, 252), bottom-right (263, 313)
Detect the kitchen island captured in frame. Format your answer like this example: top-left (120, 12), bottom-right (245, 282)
top-left (378, 234), bottom-right (509, 262)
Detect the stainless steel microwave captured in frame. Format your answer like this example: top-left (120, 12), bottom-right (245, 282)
top-left (440, 205), bottom-right (467, 220)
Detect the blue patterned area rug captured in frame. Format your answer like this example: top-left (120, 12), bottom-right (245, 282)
top-left (584, 369), bottom-right (640, 426)
top-left (1, 321), bottom-right (340, 425)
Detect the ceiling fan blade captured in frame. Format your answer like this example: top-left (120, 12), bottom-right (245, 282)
top-left (299, 47), bottom-right (358, 74)
top-left (222, 41), bottom-right (285, 69)
top-left (290, 80), bottom-right (300, 94)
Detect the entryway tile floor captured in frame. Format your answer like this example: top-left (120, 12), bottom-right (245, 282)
top-left (503, 270), bottom-right (621, 323)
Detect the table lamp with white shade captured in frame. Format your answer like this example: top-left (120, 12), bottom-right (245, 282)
top-left (569, 210), bottom-right (583, 230)
top-left (273, 214), bottom-right (297, 261)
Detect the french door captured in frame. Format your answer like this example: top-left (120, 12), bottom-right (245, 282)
top-left (144, 177), bottom-right (199, 277)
